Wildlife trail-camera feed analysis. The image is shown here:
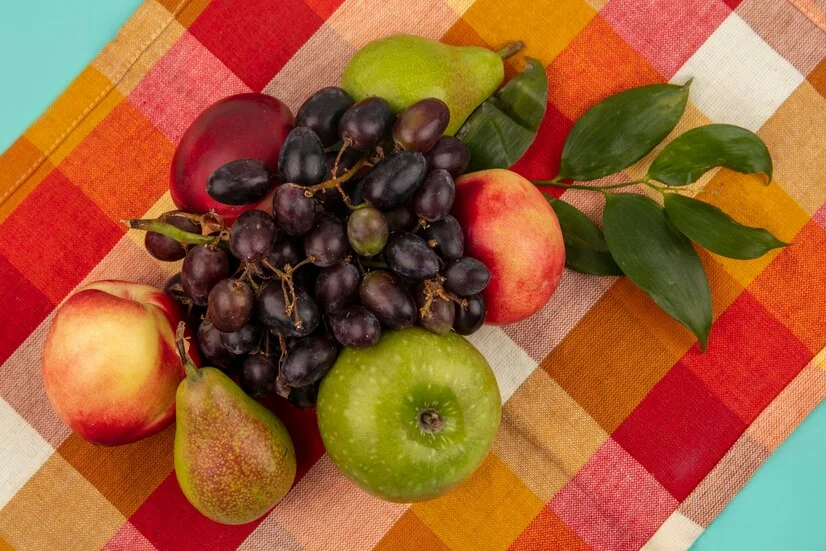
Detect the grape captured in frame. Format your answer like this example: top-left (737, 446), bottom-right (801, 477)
top-left (198, 319), bottom-right (244, 370)
top-left (241, 354), bottom-right (277, 397)
top-left (278, 127), bottom-right (326, 187)
top-left (315, 262), bottom-right (360, 313)
top-left (338, 97), bottom-right (393, 151)
top-left (182, 244), bottom-right (230, 306)
top-left (359, 270), bottom-right (417, 329)
top-left (296, 87), bottom-right (354, 147)
top-left (384, 232), bottom-right (440, 281)
top-left (443, 257), bottom-right (491, 296)
top-left (422, 215), bottom-right (464, 260)
top-left (292, 263), bottom-right (321, 294)
top-left (279, 335), bottom-right (338, 387)
top-left (425, 136), bottom-right (470, 177)
top-left (349, 177), bottom-right (365, 206)
top-left (330, 305), bottom-right (381, 348)
top-left (414, 284), bottom-right (455, 335)
top-left (304, 213), bottom-right (348, 267)
top-left (263, 235), bottom-right (303, 271)
top-left (207, 278), bottom-right (254, 332)
top-left (206, 159), bottom-right (273, 205)
top-left (392, 98), bottom-right (450, 152)
top-left (361, 151), bottom-right (427, 210)
top-left (145, 215), bottom-right (201, 262)
top-left (413, 169), bottom-right (455, 222)
top-left (383, 204), bottom-right (418, 232)
top-left (347, 207), bottom-right (388, 256)
top-left (273, 183), bottom-right (317, 236)
top-left (220, 322), bottom-right (261, 355)
top-left (453, 293), bottom-right (486, 335)
top-left (287, 382), bottom-right (320, 408)
top-left (230, 209), bottom-right (277, 263)
top-left (256, 282), bottom-right (319, 337)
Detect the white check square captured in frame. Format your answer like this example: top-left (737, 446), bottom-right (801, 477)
top-left (0, 398), bottom-right (54, 509)
top-left (672, 13), bottom-right (804, 131)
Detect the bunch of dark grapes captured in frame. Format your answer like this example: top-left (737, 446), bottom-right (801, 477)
top-left (143, 87), bottom-right (487, 408)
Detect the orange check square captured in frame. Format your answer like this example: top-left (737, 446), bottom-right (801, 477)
top-left (548, 15), bottom-right (664, 121)
top-left (749, 220), bottom-right (826, 355)
top-left (59, 101), bottom-right (173, 222)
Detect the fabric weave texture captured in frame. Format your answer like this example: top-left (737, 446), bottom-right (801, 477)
top-left (0, 1), bottom-right (825, 550)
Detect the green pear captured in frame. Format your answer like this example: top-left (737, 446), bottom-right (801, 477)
top-left (172, 324), bottom-right (296, 525)
top-left (342, 35), bottom-right (518, 135)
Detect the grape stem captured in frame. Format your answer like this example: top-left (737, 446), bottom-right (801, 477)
top-left (175, 322), bottom-right (201, 380)
top-left (260, 257), bottom-right (318, 330)
top-left (304, 158), bottom-right (367, 196)
top-left (497, 40), bottom-right (526, 60)
top-left (241, 266), bottom-right (260, 292)
top-left (360, 259), bottom-right (388, 269)
top-left (123, 218), bottom-right (225, 246)
top-left (420, 277), bottom-right (468, 319)
top-left (331, 138), bottom-right (351, 178)
top-left (161, 210), bottom-right (225, 235)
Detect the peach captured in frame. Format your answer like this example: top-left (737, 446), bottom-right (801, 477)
top-left (453, 169), bottom-right (565, 325)
top-left (42, 281), bottom-right (198, 445)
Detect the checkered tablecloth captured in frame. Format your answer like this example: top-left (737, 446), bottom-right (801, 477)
top-left (1, 1), bottom-right (825, 550)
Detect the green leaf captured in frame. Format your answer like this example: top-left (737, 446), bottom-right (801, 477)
top-left (547, 197), bottom-right (623, 276)
top-left (664, 194), bottom-right (787, 259)
top-left (558, 81), bottom-right (691, 181)
top-left (456, 57), bottom-right (548, 172)
top-left (603, 193), bottom-right (712, 349)
top-left (648, 124), bottom-right (773, 186)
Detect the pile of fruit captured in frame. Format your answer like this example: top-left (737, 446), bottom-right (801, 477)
top-left (41, 31), bottom-right (778, 527)
top-left (42, 35), bottom-right (565, 525)
top-left (141, 89), bottom-right (492, 406)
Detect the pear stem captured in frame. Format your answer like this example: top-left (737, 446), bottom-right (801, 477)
top-left (175, 322), bottom-right (201, 380)
top-left (497, 40), bottom-right (526, 60)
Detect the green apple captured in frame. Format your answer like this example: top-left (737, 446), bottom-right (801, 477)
top-left (317, 327), bottom-right (501, 502)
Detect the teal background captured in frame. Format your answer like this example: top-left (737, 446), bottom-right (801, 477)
top-left (0, 2), bottom-right (824, 549)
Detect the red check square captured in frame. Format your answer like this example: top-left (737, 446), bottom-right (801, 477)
top-left (0, 254), bottom-right (54, 364)
top-left (549, 439), bottom-right (678, 550)
top-left (602, 0), bottom-right (731, 78)
top-left (129, 32), bottom-right (251, 143)
top-left (129, 472), bottom-right (262, 551)
top-left (189, 0), bottom-right (325, 91)
top-left (680, 291), bottom-right (811, 423)
top-left (613, 363), bottom-right (747, 500)
top-left (0, 169), bottom-right (123, 304)
top-left (511, 102), bottom-right (573, 187)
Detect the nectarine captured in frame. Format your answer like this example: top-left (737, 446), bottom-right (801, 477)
top-left (170, 93), bottom-right (293, 222)
top-left (453, 169), bottom-right (565, 325)
top-left (42, 281), bottom-right (198, 445)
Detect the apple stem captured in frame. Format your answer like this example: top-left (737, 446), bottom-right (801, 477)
top-left (419, 409), bottom-right (444, 434)
top-left (175, 322), bottom-right (201, 380)
top-left (497, 40), bottom-right (526, 60)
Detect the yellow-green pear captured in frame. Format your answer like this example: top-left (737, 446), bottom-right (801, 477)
top-left (342, 35), bottom-right (520, 135)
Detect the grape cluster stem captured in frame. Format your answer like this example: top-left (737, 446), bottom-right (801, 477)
top-left (419, 277), bottom-right (468, 318)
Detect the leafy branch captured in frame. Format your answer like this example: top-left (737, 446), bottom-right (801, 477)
top-left (537, 81), bottom-right (783, 350)
top-left (458, 71), bottom-right (785, 351)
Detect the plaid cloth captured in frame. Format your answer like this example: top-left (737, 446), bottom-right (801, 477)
top-left (1, 1), bottom-right (825, 549)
